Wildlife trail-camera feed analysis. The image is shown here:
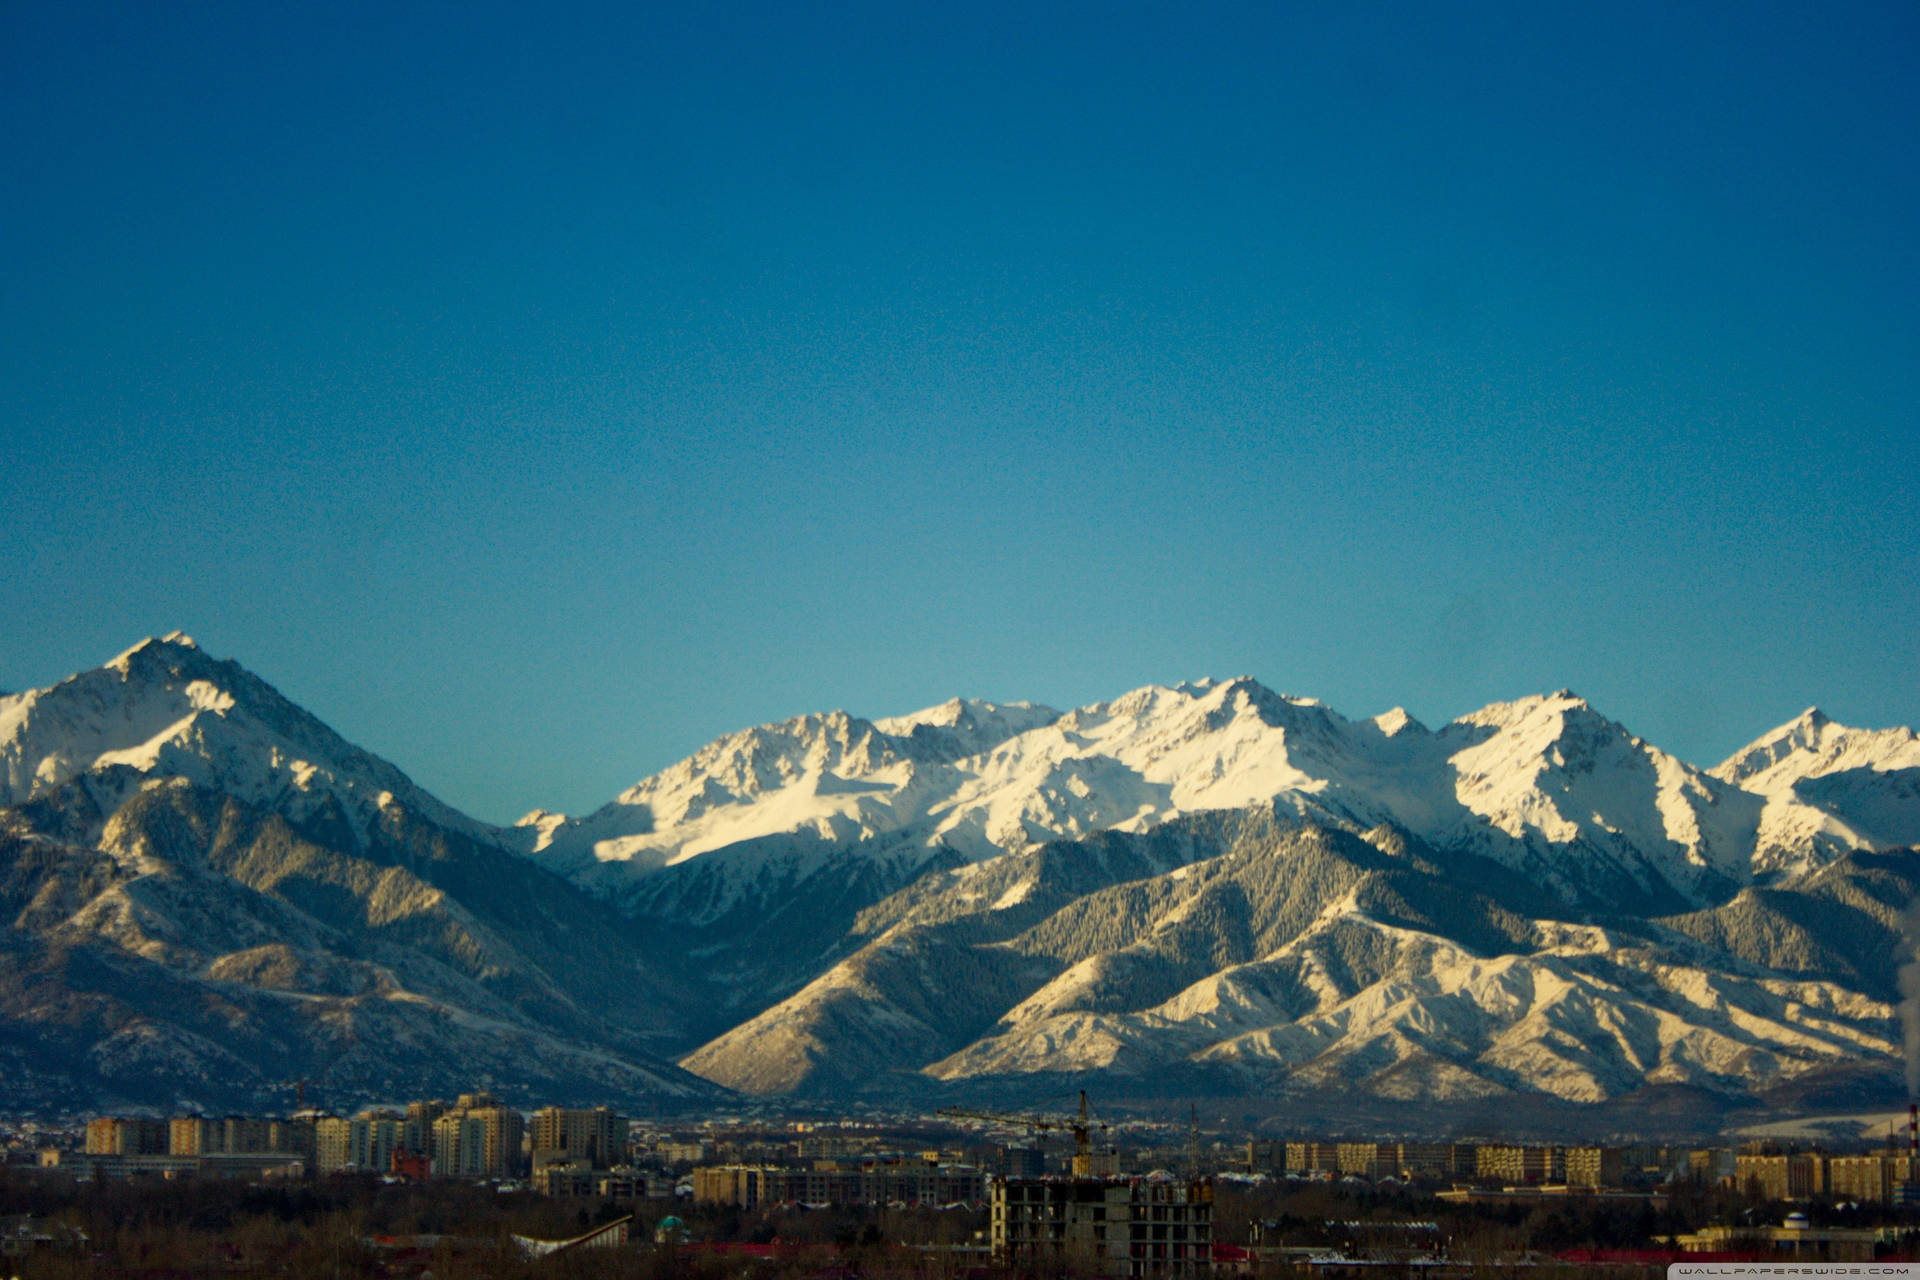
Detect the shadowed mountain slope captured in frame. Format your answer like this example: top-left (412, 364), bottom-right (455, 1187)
top-left (0, 638), bottom-right (718, 1112)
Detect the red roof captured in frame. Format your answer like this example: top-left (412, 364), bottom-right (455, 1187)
top-left (1556, 1248), bottom-right (1763, 1264)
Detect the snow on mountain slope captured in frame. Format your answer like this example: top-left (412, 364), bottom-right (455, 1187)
top-left (522, 679), bottom-right (1433, 921)
top-left (519, 700), bottom-right (1059, 877)
top-left (12, 636), bottom-right (1920, 1109)
top-left (15, 642), bottom-right (1913, 916)
top-left (0, 634), bottom-right (485, 845)
top-left (681, 809), bottom-right (1916, 1102)
top-left (1435, 693), bottom-right (1764, 903)
top-left (1716, 708), bottom-right (1920, 792)
top-left (1713, 709), bottom-right (1920, 878)
top-left (872, 697), bottom-right (1066, 762)
top-left (926, 905), bottom-right (1895, 1102)
top-left (527, 678), bottom-right (1868, 916)
top-left (0, 637), bottom-right (721, 1110)
top-left (526, 680), bottom-right (1362, 860)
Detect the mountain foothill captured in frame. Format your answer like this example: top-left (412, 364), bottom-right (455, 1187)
top-left (4, 633), bottom-right (1918, 1127)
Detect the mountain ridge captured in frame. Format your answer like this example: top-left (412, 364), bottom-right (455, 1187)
top-left (515, 674), bottom-right (1908, 921)
top-left (6, 635), bottom-right (1920, 1116)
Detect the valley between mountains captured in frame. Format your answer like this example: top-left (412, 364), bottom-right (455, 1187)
top-left (4, 634), bottom-right (1919, 1125)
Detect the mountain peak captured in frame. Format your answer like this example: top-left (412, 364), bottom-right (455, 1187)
top-left (4, 634), bottom-right (481, 842)
top-left (1225, 674), bottom-right (1319, 706)
top-left (1713, 706), bottom-right (1920, 792)
top-left (1171, 675), bottom-right (1300, 703)
top-left (1452, 689), bottom-right (1599, 734)
top-left (874, 695), bottom-right (1055, 735)
top-left (108, 631), bottom-right (204, 672)
top-left (1370, 707), bottom-right (1426, 737)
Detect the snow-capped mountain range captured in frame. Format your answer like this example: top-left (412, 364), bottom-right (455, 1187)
top-left (517, 673), bottom-right (1917, 917)
top-left (4, 633), bottom-right (1919, 1118)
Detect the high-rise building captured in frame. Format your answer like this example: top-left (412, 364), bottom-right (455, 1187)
top-left (404, 1100), bottom-right (447, 1158)
top-left (1283, 1141), bottom-right (1337, 1173)
top-left (1689, 1148), bottom-right (1735, 1181)
top-left (221, 1117), bottom-right (276, 1154)
top-left (1003, 1145), bottom-right (1046, 1178)
top-left (85, 1118), bottom-right (169, 1156)
top-left (430, 1097), bottom-right (524, 1178)
top-left (315, 1112), bottom-right (405, 1174)
top-left (1336, 1142), bottom-right (1395, 1178)
top-left (169, 1117), bottom-right (222, 1156)
top-left (1563, 1147), bottom-right (1624, 1189)
top-left (315, 1117), bottom-right (351, 1172)
top-left (692, 1164), bottom-right (782, 1207)
top-left (691, 1161), bottom-right (986, 1208)
top-left (1827, 1155), bottom-right (1913, 1204)
top-left (529, 1107), bottom-right (626, 1170)
top-left (1736, 1152), bottom-right (1828, 1201)
top-left (271, 1118), bottom-right (316, 1161)
top-left (432, 1114), bottom-right (487, 1177)
top-left (1393, 1143), bottom-right (1455, 1178)
top-left (1476, 1145), bottom-right (1563, 1185)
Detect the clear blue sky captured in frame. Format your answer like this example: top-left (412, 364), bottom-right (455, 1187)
top-left (4, 2), bottom-right (1915, 824)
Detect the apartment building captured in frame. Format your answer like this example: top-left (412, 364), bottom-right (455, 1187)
top-left (313, 1112), bottom-right (405, 1174)
top-left (1563, 1146), bottom-right (1625, 1189)
top-left (1827, 1154), bottom-right (1918, 1205)
top-left (529, 1107), bottom-right (627, 1171)
top-left (1476, 1144), bottom-right (1564, 1185)
top-left (403, 1100), bottom-right (446, 1158)
top-left (1283, 1141), bottom-right (1338, 1174)
top-left (1736, 1153), bottom-right (1828, 1201)
top-left (430, 1094), bottom-right (524, 1178)
top-left (1336, 1142), bottom-right (1396, 1178)
top-left (692, 1160), bottom-right (985, 1208)
top-left (85, 1118), bottom-right (168, 1156)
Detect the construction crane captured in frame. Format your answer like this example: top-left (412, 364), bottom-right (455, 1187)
top-left (937, 1090), bottom-right (1118, 1176)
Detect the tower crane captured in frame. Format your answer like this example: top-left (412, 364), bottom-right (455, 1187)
top-left (937, 1090), bottom-right (1118, 1176)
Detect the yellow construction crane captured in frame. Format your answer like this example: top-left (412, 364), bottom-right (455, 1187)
top-left (937, 1090), bottom-right (1119, 1176)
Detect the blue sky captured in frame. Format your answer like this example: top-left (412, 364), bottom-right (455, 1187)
top-left (4, 2), bottom-right (1916, 823)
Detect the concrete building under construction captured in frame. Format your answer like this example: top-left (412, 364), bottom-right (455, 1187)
top-left (991, 1173), bottom-right (1213, 1278)
top-left (942, 1092), bottom-right (1211, 1276)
